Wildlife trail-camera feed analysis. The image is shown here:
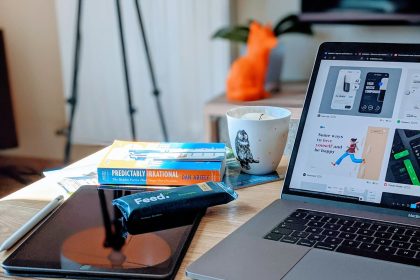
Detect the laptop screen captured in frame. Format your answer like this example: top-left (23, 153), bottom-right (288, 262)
top-left (286, 43), bottom-right (420, 214)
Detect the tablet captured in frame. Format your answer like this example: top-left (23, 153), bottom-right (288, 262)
top-left (2, 186), bottom-right (203, 279)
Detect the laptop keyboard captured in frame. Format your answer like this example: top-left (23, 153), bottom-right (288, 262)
top-left (264, 209), bottom-right (420, 267)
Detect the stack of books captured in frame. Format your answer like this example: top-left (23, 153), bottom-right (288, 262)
top-left (97, 140), bottom-right (226, 186)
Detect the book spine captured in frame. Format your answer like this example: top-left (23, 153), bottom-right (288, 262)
top-left (146, 169), bottom-right (222, 186)
top-left (97, 168), bottom-right (222, 186)
top-left (97, 168), bottom-right (147, 185)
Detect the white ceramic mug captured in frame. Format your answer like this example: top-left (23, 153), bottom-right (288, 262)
top-left (226, 106), bottom-right (291, 175)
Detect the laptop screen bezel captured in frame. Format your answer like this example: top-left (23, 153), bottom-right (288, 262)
top-left (281, 42), bottom-right (420, 217)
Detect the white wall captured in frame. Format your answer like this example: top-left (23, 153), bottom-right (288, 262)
top-left (0, 0), bottom-right (65, 159)
top-left (55, 0), bottom-right (231, 145)
top-left (5, 0), bottom-right (418, 160)
top-left (236, 0), bottom-right (420, 81)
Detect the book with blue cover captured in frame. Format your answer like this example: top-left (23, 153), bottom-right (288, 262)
top-left (97, 140), bottom-right (226, 186)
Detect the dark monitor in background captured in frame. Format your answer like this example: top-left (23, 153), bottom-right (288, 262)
top-left (0, 30), bottom-right (18, 150)
top-left (300, 0), bottom-right (420, 25)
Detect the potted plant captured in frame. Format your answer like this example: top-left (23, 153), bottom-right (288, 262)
top-left (213, 14), bottom-right (313, 92)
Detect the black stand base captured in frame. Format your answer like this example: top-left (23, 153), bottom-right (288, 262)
top-left (0, 166), bottom-right (38, 184)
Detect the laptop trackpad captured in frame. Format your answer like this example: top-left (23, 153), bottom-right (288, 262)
top-left (283, 249), bottom-right (419, 280)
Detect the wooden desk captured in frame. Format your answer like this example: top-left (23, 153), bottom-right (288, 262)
top-left (0, 149), bottom-right (287, 280)
top-left (204, 82), bottom-right (307, 142)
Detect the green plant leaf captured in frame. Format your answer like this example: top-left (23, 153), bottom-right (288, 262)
top-left (211, 14), bottom-right (312, 43)
top-left (273, 14), bottom-right (313, 37)
top-left (212, 26), bottom-right (250, 43)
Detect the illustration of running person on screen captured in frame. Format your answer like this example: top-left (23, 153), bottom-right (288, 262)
top-left (332, 138), bottom-right (365, 166)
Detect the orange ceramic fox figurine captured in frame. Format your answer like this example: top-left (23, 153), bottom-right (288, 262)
top-left (226, 22), bottom-right (277, 101)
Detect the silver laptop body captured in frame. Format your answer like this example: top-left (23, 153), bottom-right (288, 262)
top-left (186, 42), bottom-right (420, 280)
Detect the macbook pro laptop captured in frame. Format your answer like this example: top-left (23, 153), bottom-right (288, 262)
top-left (186, 42), bottom-right (420, 280)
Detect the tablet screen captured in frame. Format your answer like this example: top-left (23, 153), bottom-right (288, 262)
top-left (3, 186), bottom-right (202, 278)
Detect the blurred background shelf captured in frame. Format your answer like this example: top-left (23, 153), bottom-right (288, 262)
top-left (204, 81), bottom-right (307, 155)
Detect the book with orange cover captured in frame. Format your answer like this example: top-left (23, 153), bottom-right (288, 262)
top-left (97, 140), bottom-right (226, 186)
